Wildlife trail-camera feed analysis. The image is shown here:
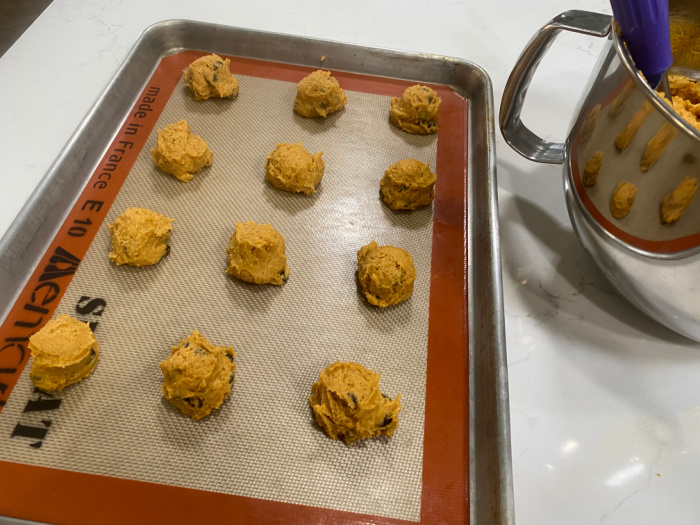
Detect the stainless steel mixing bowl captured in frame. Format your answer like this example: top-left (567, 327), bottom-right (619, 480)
top-left (500, 4), bottom-right (700, 341)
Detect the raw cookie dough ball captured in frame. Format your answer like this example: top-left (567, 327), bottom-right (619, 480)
top-left (610, 182), bottom-right (638, 219)
top-left (183, 54), bottom-right (239, 101)
top-left (641, 123), bottom-right (679, 172)
top-left (294, 70), bottom-right (347, 118)
top-left (108, 207), bottom-right (173, 266)
top-left (357, 241), bottom-right (416, 308)
top-left (309, 361), bottom-right (402, 445)
top-left (661, 176), bottom-right (698, 224)
top-left (160, 330), bottom-right (236, 420)
top-left (390, 84), bottom-right (442, 135)
top-left (579, 103), bottom-right (601, 144)
top-left (28, 315), bottom-right (100, 391)
top-left (583, 151), bottom-right (603, 187)
top-left (151, 119), bottom-right (213, 182)
top-left (380, 159), bottom-right (437, 210)
top-left (609, 80), bottom-right (635, 118)
top-left (615, 102), bottom-right (653, 152)
top-left (226, 221), bottom-right (290, 285)
top-left (265, 142), bottom-right (325, 195)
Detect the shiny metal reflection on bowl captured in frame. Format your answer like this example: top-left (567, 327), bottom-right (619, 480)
top-left (500, 2), bottom-right (700, 341)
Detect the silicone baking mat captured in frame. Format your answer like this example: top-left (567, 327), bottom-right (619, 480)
top-left (0, 51), bottom-right (468, 525)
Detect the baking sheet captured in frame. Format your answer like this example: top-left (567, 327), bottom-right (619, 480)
top-left (0, 21), bottom-right (513, 525)
top-left (0, 62), bottom-right (437, 521)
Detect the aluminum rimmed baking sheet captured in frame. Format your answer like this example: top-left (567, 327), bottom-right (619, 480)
top-left (0, 21), bottom-right (512, 525)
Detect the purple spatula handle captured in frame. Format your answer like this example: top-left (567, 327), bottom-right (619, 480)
top-left (610, 0), bottom-right (673, 87)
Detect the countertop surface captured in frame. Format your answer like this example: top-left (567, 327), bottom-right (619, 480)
top-left (1, 1), bottom-right (699, 524)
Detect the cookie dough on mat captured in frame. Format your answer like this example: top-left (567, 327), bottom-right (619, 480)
top-left (226, 221), bottom-right (290, 285)
top-left (151, 119), bottom-right (213, 182)
top-left (160, 330), bottom-right (236, 420)
top-left (108, 207), bottom-right (173, 266)
top-left (390, 84), bottom-right (442, 135)
top-left (662, 176), bottom-right (698, 224)
top-left (309, 361), bottom-right (401, 445)
top-left (265, 142), bottom-right (325, 195)
top-left (610, 182), bottom-right (638, 219)
top-left (28, 315), bottom-right (100, 391)
top-left (582, 151), bottom-right (603, 188)
top-left (294, 70), bottom-right (347, 118)
top-left (357, 241), bottom-right (416, 308)
top-left (380, 159), bottom-right (437, 210)
top-left (183, 54), bottom-right (239, 101)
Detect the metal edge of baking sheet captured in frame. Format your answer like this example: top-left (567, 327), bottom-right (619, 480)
top-left (0, 19), bottom-right (514, 525)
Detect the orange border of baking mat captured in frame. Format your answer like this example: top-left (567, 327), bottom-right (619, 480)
top-left (570, 84), bottom-right (700, 254)
top-left (0, 50), bottom-right (469, 525)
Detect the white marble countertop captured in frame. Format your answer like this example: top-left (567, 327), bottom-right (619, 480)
top-left (2, 1), bottom-right (699, 523)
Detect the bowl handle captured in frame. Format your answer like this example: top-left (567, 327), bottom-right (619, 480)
top-left (499, 10), bottom-right (612, 164)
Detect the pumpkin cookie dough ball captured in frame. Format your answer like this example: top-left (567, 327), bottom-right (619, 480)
top-left (309, 361), bottom-right (402, 445)
top-left (615, 101), bottom-right (653, 152)
top-left (28, 315), bottom-right (100, 391)
top-left (151, 119), bottom-right (213, 182)
top-left (226, 221), bottom-right (290, 285)
top-left (108, 207), bottom-right (173, 267)
top-left (579, 103), bottom-right (601, 144)
top-left (610, 182), bottom-right (638, 219)
top-left (641, 123), bottom-right (680, 172)
top-left (183, 54), bottom-right (239, 101)
top-left (380, 159), bottom-right (437, 210)
top-left (265, 142), bottom-right (325, 195)
top-left (357, 241), bottom-right (416, 308)
top-left (294, 70), bottom-right (347, 118)
top-left (160, 330), bottom-right (236, 420)
top-left (390, 84), bottom-right (442, 134)
top-left (662, 176), bottom-right (698, 224)
top-left (582, 151), bottom-right (603, 187)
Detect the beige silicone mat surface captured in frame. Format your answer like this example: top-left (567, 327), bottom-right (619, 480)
top-left (0, 73), bottom-right (437, 521)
